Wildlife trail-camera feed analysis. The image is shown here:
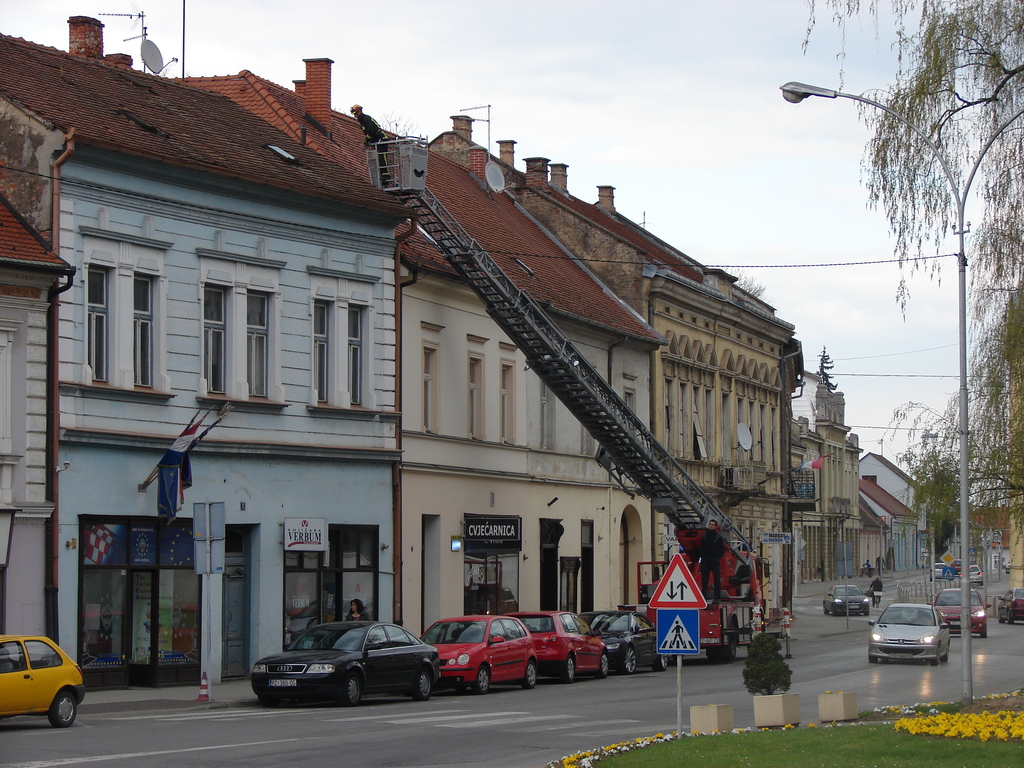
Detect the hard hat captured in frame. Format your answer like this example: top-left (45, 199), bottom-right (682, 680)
top-left (350, 104), bottom-right (362, 114)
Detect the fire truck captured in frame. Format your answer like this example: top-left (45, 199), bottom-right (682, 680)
top-left (369, 139), bottom-right (774, 660)
top-left (637, 533), bottom-right (771, 663)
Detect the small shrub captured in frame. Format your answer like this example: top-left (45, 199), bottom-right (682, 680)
top-left (742, 632), bottom-right (792, 695)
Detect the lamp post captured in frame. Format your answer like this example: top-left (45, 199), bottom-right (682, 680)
top-left (780, 81), bottom-right (1024, 705)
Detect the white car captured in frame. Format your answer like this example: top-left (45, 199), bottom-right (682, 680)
top-left (969, 564), bottom-right (984, 585)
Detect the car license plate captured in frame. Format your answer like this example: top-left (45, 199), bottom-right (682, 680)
top-left (269, 678), bottom-right (297, 687)
top-left (889, 653), bottom-right (912, 659)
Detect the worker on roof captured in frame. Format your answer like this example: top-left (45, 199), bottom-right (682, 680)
top-left (351, 104), bottom-right (391, 184)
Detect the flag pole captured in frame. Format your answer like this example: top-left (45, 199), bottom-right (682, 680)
top-left (137, 407), bottom-right (213, 492)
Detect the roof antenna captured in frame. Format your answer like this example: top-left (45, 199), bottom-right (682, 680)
top-left (100, 6), bottom-right (176, 74)
top-left (461, 104), bottom-right (505, 192)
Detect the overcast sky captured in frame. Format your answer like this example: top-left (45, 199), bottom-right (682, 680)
top-left (8, 1), bottom-right (966, 464)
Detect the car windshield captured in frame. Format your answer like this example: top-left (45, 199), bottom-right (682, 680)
top-left (878, 607), bottom-right (936, 626)
top-left (935, 591), bottom-right (981, 607)
top-left (422, 620), bottom-right (488, 644)
top-left (1015, 590), bottom-right (1024, 599)
top-left (586, 614), bottom-right (629, 633)
top-left (288, 624), bottom-right (367, 651)
top-left (834, 586), bottom-right (863, 596)
top-left (518, 616), bottom-right (555, 633)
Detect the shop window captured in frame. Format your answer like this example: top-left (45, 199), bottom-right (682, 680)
top-left (283, 525), bottom-right (378, 647)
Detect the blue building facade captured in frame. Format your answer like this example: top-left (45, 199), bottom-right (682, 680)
top-left (0, 20), bottom-right (406, 688)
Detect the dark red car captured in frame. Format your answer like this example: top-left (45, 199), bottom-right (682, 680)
top-left (509, 611), bottom-right (608, 683)
top-left (421, 615), bottom-right (537, 694)
top-left (997, 588), bottom-right (1024, 624)
top-left (931, 588), bottom-right (989, 637)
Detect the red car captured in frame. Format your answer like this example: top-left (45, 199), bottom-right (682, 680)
top-left (932, 588), bottom-right (989, 637)
top-left (509, 611), bottom-right (608, 683)
top-left (421, 615), bottom-right (537, 694)
top-left (997, 588), bottom-right (1024, 624)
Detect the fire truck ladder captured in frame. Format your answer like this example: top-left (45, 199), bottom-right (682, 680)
top-left (398, 187), bottom-right (753, 565)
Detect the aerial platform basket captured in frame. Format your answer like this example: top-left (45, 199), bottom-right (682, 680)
top-left (367, 137), bottom-right (429, 193)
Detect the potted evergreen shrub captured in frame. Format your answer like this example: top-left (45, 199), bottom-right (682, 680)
top-left (743, 632), bottom-right (799, 726)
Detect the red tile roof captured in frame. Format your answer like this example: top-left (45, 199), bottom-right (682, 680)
top-left (859, 477), bottom-right (914, 520)
top-left (0, 193), bottom-right (72, 272)
top-left (0, 34), bottom-right (406, 218)
top-left (188, 73), bottom-right (659, 343)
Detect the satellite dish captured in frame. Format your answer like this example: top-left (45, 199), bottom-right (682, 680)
top-left (485, 160), bottom-right (505, 193)
top-left (140, 38), bottom-right (164, 74)
top-left (737, 423), bottom-right (753, 451)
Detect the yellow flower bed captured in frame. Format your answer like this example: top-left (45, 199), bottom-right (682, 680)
top-left (894, 710), bottom-right (1024, 742)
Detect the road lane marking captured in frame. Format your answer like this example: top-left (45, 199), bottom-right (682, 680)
top-left (3, 739), bottom-right (301, 768)
top-left (439, 714), bottom-right (575, 728)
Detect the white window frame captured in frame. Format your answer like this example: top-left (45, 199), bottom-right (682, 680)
top-left (348, 306), bottom-right (365, 407)
top-left (468, 354), bottom-right (484, 439)
top-left (203, 285), bottom-right (228, 395)
top-left (246, 292), bottom-right (270, 398)
top-left (500, 360), bottom-right (515, 444)
top-left (422, 344), bottom-right (439, 433)
top-left (80, 239), bottom-right (168, 391)
top-left (87, 266), bottom-right (109, 383)
top-left (313, 300), bottom-right (330, 404)
top-left (133, 274), bottom-right (154, 388)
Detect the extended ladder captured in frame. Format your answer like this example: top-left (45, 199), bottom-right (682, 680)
top-left (376, 141), bottom-right (753, 564)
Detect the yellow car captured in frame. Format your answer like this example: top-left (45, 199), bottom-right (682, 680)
top-left (0, 635), bottom-right (85, 727)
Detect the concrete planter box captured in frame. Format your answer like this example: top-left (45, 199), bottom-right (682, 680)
top-left (752, 692), bottom-right (801, 727)
top-left (690, 704), bottom-right (734, 734)
top-left (818, 691), bottom-right (858, 722)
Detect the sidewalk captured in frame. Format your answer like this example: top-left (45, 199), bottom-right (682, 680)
top-left (83, 676), bottom-right (257, 714)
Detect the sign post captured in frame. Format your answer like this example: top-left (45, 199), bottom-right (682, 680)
top-left (649, 554), bottom-right (707, 738)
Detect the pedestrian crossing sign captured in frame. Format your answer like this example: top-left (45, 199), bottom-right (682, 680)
top-left (655, 609), bottom-right (701, 654)
top-left (647, 553), bottom-right (707, 609)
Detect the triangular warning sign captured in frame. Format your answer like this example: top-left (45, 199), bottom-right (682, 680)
top-left (659, 614), bottom-right (699, 652)
top-left (648, 553), bottom-right (707, 609)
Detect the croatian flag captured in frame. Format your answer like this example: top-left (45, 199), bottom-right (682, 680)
top-left (797, 453), bottom-right (832, 471)
top-left (156, 421), bottom-right (201, 521)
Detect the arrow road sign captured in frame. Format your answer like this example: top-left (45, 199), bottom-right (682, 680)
top-left (656, 609), bottom-right (701, 654)
top-left (647, 553), bottom-right (707, 609)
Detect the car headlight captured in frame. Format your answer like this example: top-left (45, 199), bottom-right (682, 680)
top-left (870, 633), bottom-right (883, 642)
top-left (253, 663), bottom-right (267, 673)
top-left (973, 609), bottom-right (986, 618)
top-left (604, 639), bottom-right (621, 648)
top-left (919, 635), bottom-right (936, 644)
top-left (306, 663), bottom-right (335, 674)
top-left (862, 598), bottom-right (870, 604)
top-left (833, 598), bottom-right (843, 603)
top-left (456, 653), bottom-right (470, 666)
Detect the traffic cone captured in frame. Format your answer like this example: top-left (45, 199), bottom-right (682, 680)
top-left (196, 671), bottom-right (210, 702)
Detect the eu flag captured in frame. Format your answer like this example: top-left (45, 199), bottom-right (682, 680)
top-left (156, 421), bottom-right (200, 521)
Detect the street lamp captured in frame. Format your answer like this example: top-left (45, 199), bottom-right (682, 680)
top-left (781, 80), bottom-right (1024, 705)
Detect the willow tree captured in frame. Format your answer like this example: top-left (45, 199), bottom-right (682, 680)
top-left (808, 1), bottom-right (1024, 535)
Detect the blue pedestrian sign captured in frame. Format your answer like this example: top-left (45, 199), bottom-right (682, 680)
top-left (655, 609), bottom-right (701, 655)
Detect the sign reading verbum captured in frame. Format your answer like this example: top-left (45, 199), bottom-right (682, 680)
top-left (284, 517), bottom-right (327, 551)
top-left (464, 515), bottom-right (522, 548)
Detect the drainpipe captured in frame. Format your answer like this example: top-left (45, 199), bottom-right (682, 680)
top-left (46, 130), bottom-right (77, 641)
top-left (391, 216), bottom-right (417, 625)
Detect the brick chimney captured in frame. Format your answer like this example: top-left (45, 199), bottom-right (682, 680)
top-left (497, 139), bottom-right (516, 167)
top-left (293, 80), bottom-right (307, 99)
top-left (303, 58), bottom-right (334, 136)
top-left (469, 146), bottom-right (488, 179)
top-left (597, 185), bottom-right (616, 212)
top-left (524, 157), bottom-right (550, 187)
top-left (104, 53), bottom-right (133, 69)
top-left (69, 16), bottom-right (104, 59)
top-left (550, 163), bottom-right (568, 191)
top-left (451, 115), bottom-right (473, 142)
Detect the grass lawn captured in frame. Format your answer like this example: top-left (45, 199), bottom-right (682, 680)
top-left (594, 724), bottom-right (1024, 768)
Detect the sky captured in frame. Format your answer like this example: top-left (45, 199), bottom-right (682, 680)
top-left (6, 1), bottom-right (967, 466)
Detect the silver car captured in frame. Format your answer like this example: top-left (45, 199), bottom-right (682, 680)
top-left (868, 603), bottom-right (950, 666)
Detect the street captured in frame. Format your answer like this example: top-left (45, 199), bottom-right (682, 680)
top-left (2, 582), bottom-right (1023, 768)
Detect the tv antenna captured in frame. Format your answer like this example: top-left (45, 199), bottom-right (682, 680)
top-left (460, 103), bottom-right (505, 192)
top-left (100, 7), bottom-right (177, 74)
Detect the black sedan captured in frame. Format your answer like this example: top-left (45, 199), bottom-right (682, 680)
top-left (251, 621), bottom-right (439, 707)
top-left (823, 584), bottom-right (871, 616)
top-left (580, 610), bottom-right (668, 674)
